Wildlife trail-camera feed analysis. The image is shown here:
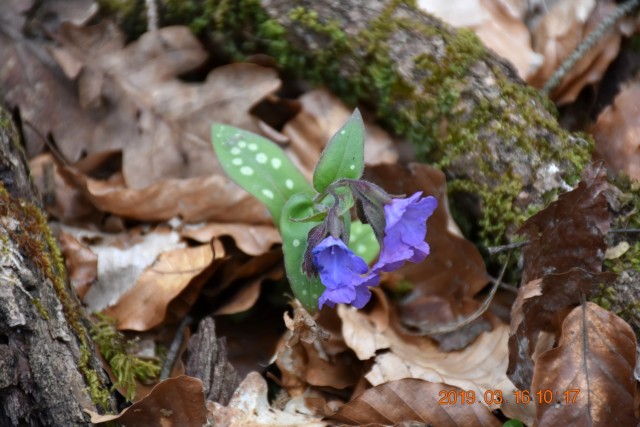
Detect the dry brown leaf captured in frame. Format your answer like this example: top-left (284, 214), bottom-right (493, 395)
top-left (418, 0), bottom-right (541, 80)
top-left (0, 21), bottom-right (102, 157)
top-left (333, 379), bottom-right (501, 426)
top-left (57, 229), bottom-right (97, 299)
top-left (364, 163), bottom-right (491, 335)
top-left (104, 243), bottom-right (216, 331)
top-left (276, 304), bottom-right (359, 394)
top-left (181, 222), bottom-right (281, 256)
top-left (591, 81), bottom-right (640, 180)
top-left (531, 302), bottom-right (638, 426)
top-left (508, 165), bottom-right (615, 391)
top-left (203, 246), bottom-right (282, 315)
top-left (338, 301), bottom-right (518, 414)
top-left (209, 372), bottom-right (326, 427)
top-left (528, 0), bottom-right (635, 104)
top-left (60, 226), bottom-right (186, 311)
top-left (508, 269), bottom-right (617, 392)
top-left (54, 23), bottom-right (281, 188)
top-left (87, 376), bottom-right (207, 426)
top-left (0, 1), bottom-right (98, 157)
top-left (64, 165), bottom-right (272, 224)
top-left (283, 89), bottom-right (398, 179)
top-left (29, 153), bottom-right (96, 221)
top-left (518, 163), bottom-right (610, 285)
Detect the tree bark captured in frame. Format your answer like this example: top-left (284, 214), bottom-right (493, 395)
top-left (0, 107), bottom-right (116, 425)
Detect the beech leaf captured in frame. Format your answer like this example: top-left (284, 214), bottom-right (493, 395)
top-left (333, 379), bottom-right (501, 426)
top-left (532, 302), bottom-right (638, 426)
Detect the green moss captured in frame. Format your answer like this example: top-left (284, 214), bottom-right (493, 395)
top-left (604, 175), bottom-right (640, 273)
top-left (90, 313), bottom-right (160, 401)
top-left (98, 0), bottom-right (592, 246)
top-left (0, 184), bottom-right (111, 409)
top-left (31, 298), bottom-right (50, 320)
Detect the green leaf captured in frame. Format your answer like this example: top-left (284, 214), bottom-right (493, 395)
top-left (212, 124), bottom-right (313, 225)
top-left (312, 109), bottom-right (365, 192)
top-left (280, 193), bottom-right (325, 313)
top-left (348, 220), bottom-right (379, 264)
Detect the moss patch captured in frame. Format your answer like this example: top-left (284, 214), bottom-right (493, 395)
top-left (90, 313), bottom-right (160, 401)
top-left (0, 184), bottom-right (111, 409)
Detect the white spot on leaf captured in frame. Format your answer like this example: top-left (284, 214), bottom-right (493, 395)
top-left (261, 189), bottom-right (274, 199)
top-left (256, 153), bottom-right (268, 164)
top-left (230, 147), bottom-right (241, 155)
top-left (285, 179), bottom-right (294, 189)
top-left (292, 239), bottom-right (300, 247)
top-left (356, 244), bottom-right (367, 254)
top-left (271, 158), bottom-right (282, 169)
top-left (240, 166), bottom-right (254, 176)
top-left (238, 140), bottom-right (247, 148)
top-left (248, 143), bottom-right (258, 151)
top-left (232, 158), bottom-right (242, 166)
top-left (349, 164), bottom-right (355, 170)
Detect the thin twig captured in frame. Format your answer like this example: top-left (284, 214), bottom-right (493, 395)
top-left (487, 240), bottom-right (528, 255)
top-left (486, 228), bottom-right (640, 254)
top-left (402, 253), bottom-right (511, 336)
top-left (541, 0), bottom-right (640, 96)
top-left (160, 315), bottom-right (192, 380)
top-left (145, 0), bottom-right (159, 32)
top-left (609, 228), bottom-right (640, 234)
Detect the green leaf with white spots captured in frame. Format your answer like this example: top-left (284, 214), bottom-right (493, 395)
top-left (212, 124), bottom-right (313, 225)
top-left (348, 221), bottom-right (379, 264)
top-left (312, 109), bottom-right (365, 192)
top-left (280, 193), bottom-right (325, 313)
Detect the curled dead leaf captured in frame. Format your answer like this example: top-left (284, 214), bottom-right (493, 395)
top-left (181, 222), bottom-right (281, 256)
top-left (87, 375), bottom-right (207, 426)
top-left (104, 243), bottom-right (218, 331)
top-left (209, 372), bottom-right (326, 426)
top-left (333, 379), bottom-right (501, 426)
top-left (64, 167), bottom-right (272, 224)
top-left (29, 153), bottom-right (95, 221)
top-left (591, 81), bottom-right (640, 180)
top-left (532, 302), bottom-right (638, 426)
top-left (337, 296), bottom-right (517, 414)
top-left (57, 229), bottom-right (97, 299)
top-left (518, 163), bottom-right (610, 285)
top-left (508, 165), bottom-right (615, 391)
top-left (277, 304), bottom-right (361, 394)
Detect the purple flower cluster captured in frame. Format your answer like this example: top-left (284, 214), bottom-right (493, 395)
top-left (312, 191), bottom-right (437, 309)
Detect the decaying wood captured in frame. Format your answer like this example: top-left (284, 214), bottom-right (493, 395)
top-left (185, 317), bottom-right (240, 406)
top-left (0, 107), bottom-right (115, 426)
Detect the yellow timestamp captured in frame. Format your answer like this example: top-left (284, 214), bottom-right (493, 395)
top-left (437, 389), bottom-right (581, 405)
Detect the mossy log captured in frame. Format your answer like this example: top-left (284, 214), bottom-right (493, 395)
top-left (0, 107), bottom-right (116, 425)
top-left (100, 0), bottom-right (640, 333)
top-left (103, 0), bottom-right (592, 246)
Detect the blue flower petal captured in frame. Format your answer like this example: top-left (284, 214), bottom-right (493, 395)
top-left (312, 236), bottom-right (379, 309)
top-left (373, 192), bottom-right (437, 273)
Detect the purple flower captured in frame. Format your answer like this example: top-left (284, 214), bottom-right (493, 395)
top-left (312, 236), bottom-right (380, 309)
top-left (373, 192), bottom-right (438, 273)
